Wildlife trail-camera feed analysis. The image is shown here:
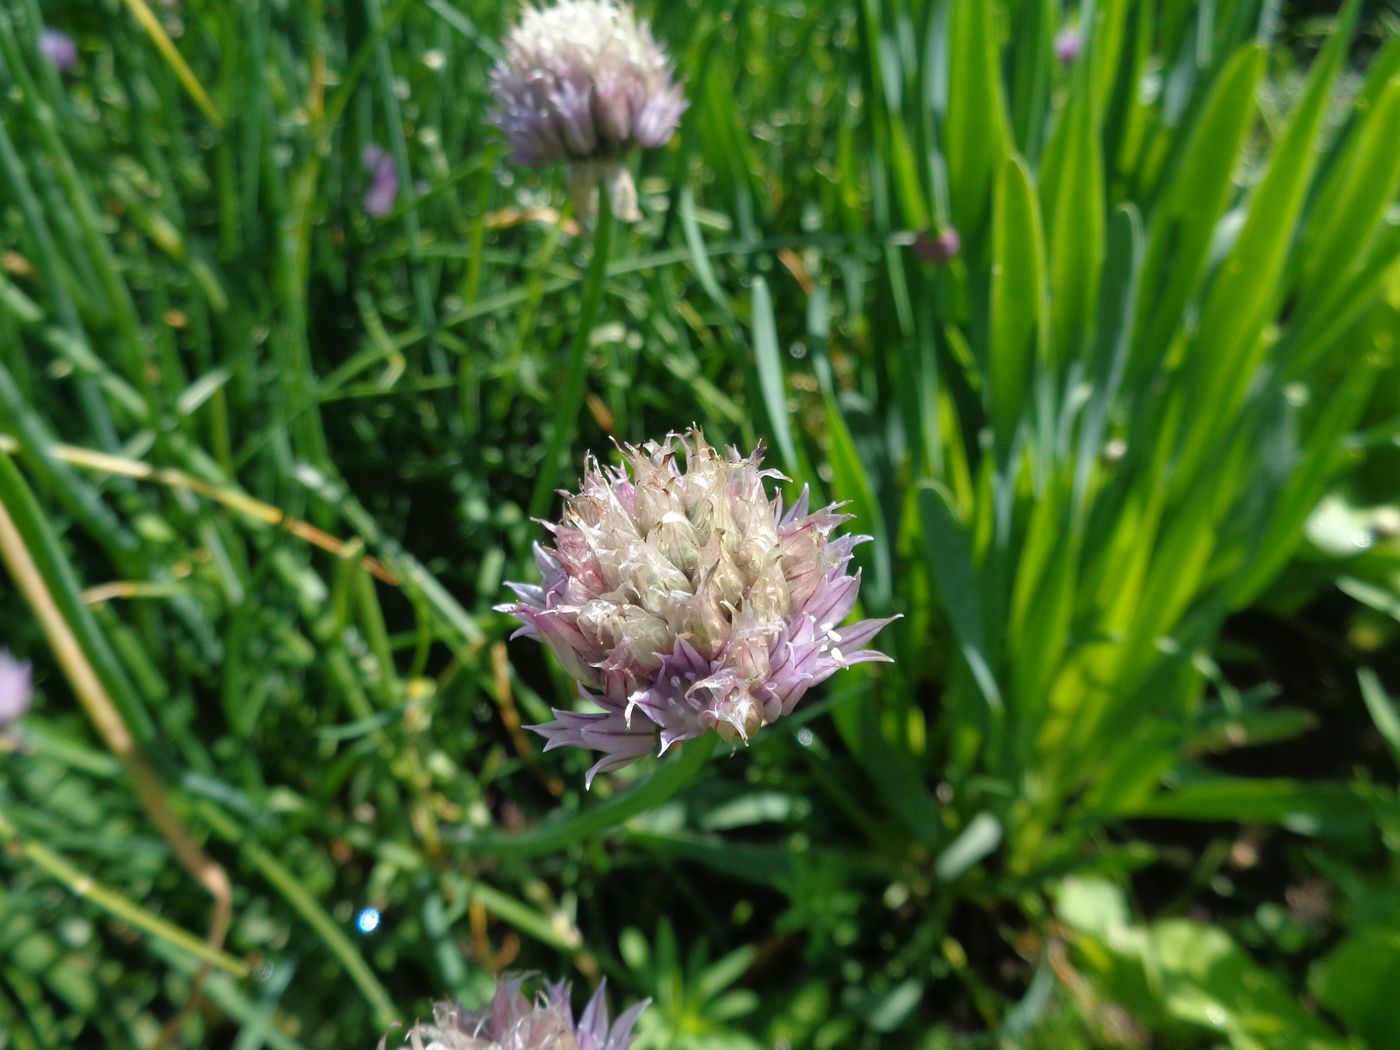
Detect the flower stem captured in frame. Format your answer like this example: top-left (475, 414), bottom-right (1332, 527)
top-left (527, 186), bottom-right (617, 520)
top-left (458, 735), bottom-right (718, 860)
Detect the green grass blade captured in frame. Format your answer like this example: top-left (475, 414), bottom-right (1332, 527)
top-left (452, 736), bottom-right (717, 860)
top-left (749, 275), bottom-right (801, 474)
top-left (1178, 2), bottom-right (1358, 478)
top-left (945, 0), bottom-right (1012, 238)
top-left (1131, 44), bottom-right (1264, 375)
top-left (916, 482), bottom-right (1003, 713)
top-left (987, 155), bottom-right (1046, 453)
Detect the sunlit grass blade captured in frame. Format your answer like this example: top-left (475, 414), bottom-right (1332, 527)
top-left (945, 0), bottom-right (1012, 238)
top-left (987, 156), bottom-right (1046, 453)
top-left (1131, 43), bottom-right (1264, 376)
top-left (119, 0), bottom-right (223, 125)
top-left (1177, 2), bottom-right (1359, 480)
top-left (749, 275), bottom-right (800, 474)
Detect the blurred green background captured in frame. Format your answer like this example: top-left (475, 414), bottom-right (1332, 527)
top-left (1, 0), bottom-right (1399, 1046)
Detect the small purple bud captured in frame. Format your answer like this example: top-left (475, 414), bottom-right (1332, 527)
top-left (38, 28), bottom-right (77, 73)
top-left (913, 227), bottom-right (961, 266)
top-left (0, 651), bottom-right (33, 730)
top-left (361, 145), bottom-right (398, 218)
top-left (1055, 27), bottom-right (1081, 66)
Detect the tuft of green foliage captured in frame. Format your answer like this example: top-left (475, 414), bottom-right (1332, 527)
top-left (0, 0), bottom-right (1397, 1046)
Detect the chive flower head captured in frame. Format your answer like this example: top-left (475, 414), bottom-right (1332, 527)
top-left (490, 1), bottom-right (686, 221)
top-left (499, 430), bottom-right (898, 785)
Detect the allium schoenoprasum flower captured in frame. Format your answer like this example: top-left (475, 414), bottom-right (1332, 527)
top-left (489, 0), bottom-right (686, 222)
top-left (913, 226), bottom-right (961, 266)
top-left (362, 145), bottom-right (399, 218)
top-left (380, 975), bottom-right (646, 1050)
top-left (498, 430), bottom-right (899, 786)
top-left (0, 650), bottom-right (33, 733)
top-left (1054, 26), bottom-right (1082, 66)
top-left (38, 28), bottom-right (78, 73)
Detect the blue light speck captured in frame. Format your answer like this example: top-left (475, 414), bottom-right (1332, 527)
top-left (355, 907), bottom-right (381, 934)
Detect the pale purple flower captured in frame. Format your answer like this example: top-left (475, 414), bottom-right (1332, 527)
top-left (498, 430), bottom-right (898, 786)
top-left (381, 975), bottom-right (646, 1050)
top-left (490, 1), bottom-right (687, 222)
top-left (913, 227), bottom-right (961, 266)
top-left (39, 28), bottom-right (77, 73)
top-left (362, 145), bottom-right (399, 218)
top-left (0, 651), bottom-right (33, 730)
top-left (1055, 27), bottom-right (1081, 66)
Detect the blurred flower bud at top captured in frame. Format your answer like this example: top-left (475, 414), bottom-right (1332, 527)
top-left (490, 0), bottom-right (687, 223)
top-left (913, 226), bottom-right (961, 266)
top-left (1055, 26), bottom-right (1081, 66)
top-left (0, 651), bottom-right (33, 732)
top-left (379, 974), bottom-right (647, 1050)
top-left (498, 429), bottom-right (899, 786)
top-left (39, 28), bottom-right (77, 73)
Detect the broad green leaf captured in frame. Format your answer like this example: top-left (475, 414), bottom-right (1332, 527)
top-left (1103, 0), bottom-right (1156, 181)
top-left (1041, 61), bottom-right (1108, 366)
top-left (934, 812), bottom-right (1002, 882)
top-left (1007, 480), bottom-right (1077, 721)
top-left (848, 978), bottom-right (924, 1033)
top-left (1055, 876), bottom-right (1131, 937)
top-left (987, 155), bottom-right (1046, 449)
top-left (1072, 913), bottom-right (1349, 1048)
top-left (945, 0), bottom-right (1012, 237)
top-left (1005, 0), bottom-right (1055, 162)
top-left (1119, 446), bottom-right (1226, 678)
top-left (1309, 928), bottom-right (1400, 1050)
top-left (1081, 721), bottom-right (1181, 814)
top-left (1074, 205), bottom-right (1143, 514)
top-left (820, 384), bottom-right (891, 606)
top-left (1283, 225), bottom-right (1400, 377)
top-left (1358, 668), bottom-right (1400, 770)
top-left (1228, 356), bottom-right (1377, 606)
top-left (1179, 1), bottom-right (1359, 476)
top-left (1145, 921), bottom-right (1345, 1047)
top-left (831, 676), bottom-right (946, 853)
top-left (1122, 776), bottom-right (1393, 838)
top-left (1292, 79), bottom-right (1400, 315)
top-left (452, 737), bottom-right (717, 859)
top-left (1089, 0), bottom-right (1131, 127)
top-left (749, 275), bottom-right (800, 474)
top-left (917, 482), bottom-right (1003, 712)
top-left (1132, 44), bottom-right (1265, 373)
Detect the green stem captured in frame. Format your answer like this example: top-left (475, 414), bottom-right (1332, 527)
top-left (458, 735), bottom-right (718, 860)
top-left (527, 185), bottom-right (617, 520)
top-left (0, 813), bottom-right (248, 977)
top-left (197, 803), bottom-right (399, 1030)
